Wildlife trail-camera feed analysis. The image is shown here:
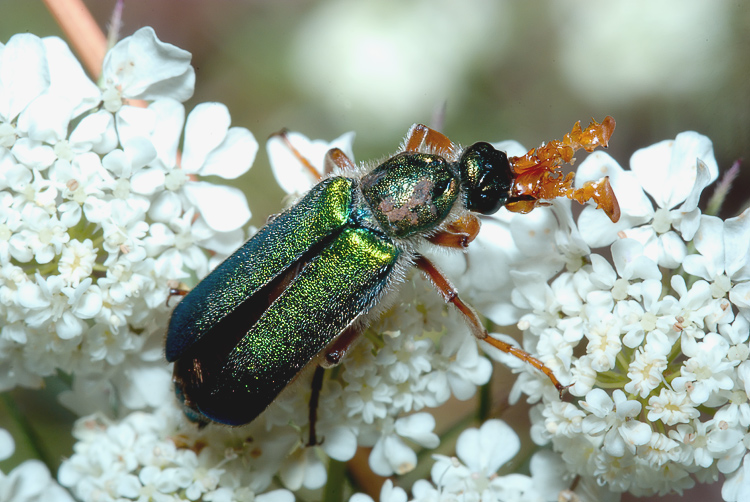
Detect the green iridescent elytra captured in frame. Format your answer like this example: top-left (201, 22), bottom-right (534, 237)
top-left (166, 124), bottom-right (518, 426)
top-left (167, 177), bottom-right (400, 424)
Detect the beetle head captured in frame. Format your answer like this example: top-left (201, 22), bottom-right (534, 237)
top-left (458, 142), bottom-right (514, 215)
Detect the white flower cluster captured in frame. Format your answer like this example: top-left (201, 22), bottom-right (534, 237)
top-left (499, 133), bottom-right (750, 499)
top-left (0, 28), bottom-right (256, 411)
top-left (352, 420), bottom-right (611, 502)
top-left (58, 406), bottom-right (297, 502)
top-left (56, 286), bottom-right (491, 500)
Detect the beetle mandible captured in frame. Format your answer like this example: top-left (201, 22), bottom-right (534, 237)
top-left (165, 118), bottom-right (620, 428)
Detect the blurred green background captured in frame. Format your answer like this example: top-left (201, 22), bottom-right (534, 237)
top-left (2, 0), bottom-right (748, 227)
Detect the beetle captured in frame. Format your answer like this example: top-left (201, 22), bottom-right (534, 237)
top-left (165, 118), bottom-right (620, 429)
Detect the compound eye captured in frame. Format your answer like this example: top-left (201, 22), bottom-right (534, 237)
top-left (459, 142), bottom-right (514, 215)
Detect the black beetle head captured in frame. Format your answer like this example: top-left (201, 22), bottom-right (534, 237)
top-left (458, 142), bottom-right (514, 214)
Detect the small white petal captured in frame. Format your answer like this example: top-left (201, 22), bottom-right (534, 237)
top-left (42, 36), bottom-right (100, 117)
top-left (123, 136), bottom-right (157, 170)
top-left (725, 208), bottom-right (750, 281)
top-left (148, 190), bottom-right (183, 222)
top-left (395, 413), bottom-right (439, 448)
top-left (0, 34), bottom-right (49, 120)
top-left (612, 238), bottom-right (661, 280)
top-left (680, 158), bottom-right (714, 214)
top-left (630, 132), bottom-right (717, 210)
top-left (320, 426), bottom-right (357, 461)
top-left (577, 151), bottom-right (652, 247)
top-left (0, 428), bottom-right (14, 460)
top-left (68, 109), bottom-right (118, 154)
top-left (683, 215), bottom-right (724, 280)
top-left (658, 231), bottom-right (687, 268)
top-left (589, 254), bottom-right (617, 288)
top-left (200, 127), bottom-right (258, 179)
top-left (17, 93), bottom-right (74, 143)
top-left (148, 98), bottom-right (185, 168)
top-left (17, 282), bottom-right (48, 309)
top-left (182, 102), bottom-right (231, 173)
top-left (183, 181), bottom-right (251, 232)
top-left (580, 388), bottom-right (614, 417)
top-left (369, 434), bottom-right (417, 476)
top-left (116, 105), bottom-right (157, 146)
top-left (103, 27), bottom-right (194, 101)
top-left (256, 489), bottom-right (295, 502)
top-left (11, 138), bottom-right (56, 169)
top-left (131, 167), bottom-right (165, 195)
top-left (456, 419), bottom-right (520, 474)
top-left (723, 454), bottom-right (750, 502)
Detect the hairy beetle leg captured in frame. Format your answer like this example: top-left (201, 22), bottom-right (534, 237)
top-left (323, 148), bottom-right (356, 175)
top-left (427, 214), bottom-right (481, 249)
top-left (414, 255), bottom-right (567, 397)
top-left (323, 324), bottom-right (362, 368)
top-left (308, 324), bottom-right (363, 446)
top-left (403, 123), bottom-right (458, 160)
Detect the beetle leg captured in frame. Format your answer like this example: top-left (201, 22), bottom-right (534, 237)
top-left (427, 214), bottom-right (482, 250)
top-left (166, 281), bottom-right (189, 307)
top-left (270, 129), bottom-right (323, 181)
top-left (307, 365), bottom-right (326, 446)
top-left (414, 255), bottom-right (567, 397)
top-left (323, 324), bottom-right (362, 368)
top-left (323, 147), bottom-right (356, 176)
top-left (307, 324), bottom-right (363, 446)
top-left (403, 124), bottom-right (458, 161)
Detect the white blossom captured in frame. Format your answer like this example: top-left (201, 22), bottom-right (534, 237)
top-left (0, 28), bottom-right (254, 404)
top-left (511, 130), bottom-right (750, 499)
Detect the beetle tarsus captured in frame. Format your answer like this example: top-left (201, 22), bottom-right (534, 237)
top-left (482, 334), bottom-right (568, 396)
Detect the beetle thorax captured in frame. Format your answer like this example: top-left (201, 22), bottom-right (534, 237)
top-left (360, 152), bottom-right (460, 238)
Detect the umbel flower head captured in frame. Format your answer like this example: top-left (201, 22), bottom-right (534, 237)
top-left (503, 133), bottom-right (750, 499)
top-left (0, 27), bottom-right (257, 409)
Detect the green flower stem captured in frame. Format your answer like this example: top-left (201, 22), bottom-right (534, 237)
top-left (323, 458), bottom-right (346, 502)
top-left (594, 380), bottom-right (626, 389)
top-left (1, 392), bottom-right (56, 473)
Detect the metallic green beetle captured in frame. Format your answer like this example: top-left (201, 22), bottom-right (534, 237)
top-left (166, 120), bottom-right (619, 427)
